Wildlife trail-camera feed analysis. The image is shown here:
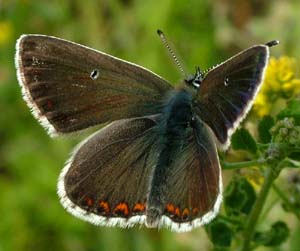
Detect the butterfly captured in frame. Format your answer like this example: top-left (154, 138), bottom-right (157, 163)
top-left (15, 31), bottom-right (278, 232)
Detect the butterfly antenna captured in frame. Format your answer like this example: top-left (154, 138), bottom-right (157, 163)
top-left (265, 40), bottom-right (279, 47)
top-left (157, 29), bottom-right (187, 78)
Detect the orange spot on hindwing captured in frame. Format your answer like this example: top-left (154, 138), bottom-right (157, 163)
top-left (165, 203), bottom-right (180, 218)
top-left (174, 207), bottom-right (180, 217)
top-left (97, 201), bottom-right (110, 215)
top-left (113, 202), bottom-right (129, 217)
top-left (133, 203), bottom-right (146, 214)
top-left (165, 203), bottom-right (175, 215)
top-left (182, 208), bottom-right (190, 220)
top-left (165, 204), bottom-right (193, 221)
top-left (84, 196), bottom-right (94, 207)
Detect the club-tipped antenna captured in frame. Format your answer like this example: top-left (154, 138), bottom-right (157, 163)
top-left (265, 40), bottom-right (279, 47)
top-left (157, 29), bottom-right (186, 78)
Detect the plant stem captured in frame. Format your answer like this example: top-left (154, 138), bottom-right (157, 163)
top-left (218, 214), bottom-right (242, 225)
top-left (222, 159), bottom-right (266, 170)
top-left (272, 183), bottom-right (300, 220)
top-left (241, 166), bottom-right (278, 251)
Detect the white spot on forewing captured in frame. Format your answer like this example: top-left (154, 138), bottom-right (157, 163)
top-left (224, 77), bottom-right (229, 86)
top-left (32, 56), bottom-right (39, 66)
top-left (90, 69), bottom-right (100, 80)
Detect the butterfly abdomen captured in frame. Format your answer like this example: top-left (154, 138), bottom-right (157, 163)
top-left (146, 89), bottom-right (193, 227)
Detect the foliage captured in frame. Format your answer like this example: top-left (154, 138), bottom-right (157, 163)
top-left (231, 128), bottom-right (257, 154)
top-left (210, 90), bottom-right (300, 250)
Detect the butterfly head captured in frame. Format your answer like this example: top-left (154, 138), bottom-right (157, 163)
top-left (185, 66), bottom-right (203, 89)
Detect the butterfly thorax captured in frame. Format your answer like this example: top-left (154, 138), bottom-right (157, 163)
top-left (161, 89), bottom-right (193, 136)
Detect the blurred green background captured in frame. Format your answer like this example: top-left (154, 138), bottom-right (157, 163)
top-left (1, 0), bottom-right (300, 251)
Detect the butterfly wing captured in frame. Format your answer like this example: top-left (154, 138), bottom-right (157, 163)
top-left (59, 114), bottom-right (221, 232)
top-left (16, 35), bottom-right (172, 136)
top-left (146, 116), bottom-right (222, 232)
top-left (58, 115), bottom-right (161, 227)
top-left (193, 45), bottom-right (269, 149)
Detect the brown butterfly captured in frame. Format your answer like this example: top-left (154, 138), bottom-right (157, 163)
top-left (15, 32), bottom-right (278, 232)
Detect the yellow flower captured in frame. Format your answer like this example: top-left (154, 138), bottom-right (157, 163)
top-left (254, 94), bottom-right (269, 117)
top-left (254, 56), bottom-right (300, 117)
top-left (0, 21), bottom-right (13, 46)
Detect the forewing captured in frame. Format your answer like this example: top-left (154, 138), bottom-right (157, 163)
top-left (160, 117), bottom-right (222, 232)
top-left (16, 35), bottom-right (172, 136)
top-left (194, 45), bottom-right (269, 149)
top-left (58, 115), bottom-right (161, 227)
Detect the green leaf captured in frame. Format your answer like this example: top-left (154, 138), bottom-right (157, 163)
top-left (288, 152), bottom-right (300, 161)
top-left (258, 115), bottom-right (275, 143)
top-left (206, 217), bottom-right (233, 248)
top-left (224, 177), bottom-right (256, 216)
top-left (282, 158), bottom-right (300, 168)
top-left (277, 98), bottom-right (300, 124)
top-left (231, 128), bottom-right (257, 154)
top-left (253, 221), bottom-right (290, 247)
